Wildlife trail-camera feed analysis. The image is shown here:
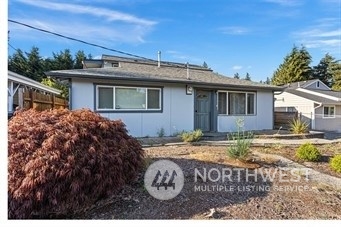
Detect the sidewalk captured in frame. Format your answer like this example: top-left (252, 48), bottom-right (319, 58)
top-left (138, 136), bottom-right (341, 147)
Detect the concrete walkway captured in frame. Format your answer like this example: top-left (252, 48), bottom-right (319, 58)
top-left (138, 136), bottom-right (341, 147)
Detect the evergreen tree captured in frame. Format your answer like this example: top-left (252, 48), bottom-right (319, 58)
top-left (234, 73), bottom-right (240, 79)
top-left (331, 60), bottom-right (341, 91)
top-left (271, 46), bottom-right (312, 85)
top-left (244, 72), bottom-right (251, 81)
top-left (202, 61), bottom-right (208, 68)
top-left (8, 49), bottom-right (29, 77)
top-left (74, 50), bottom-right (87, 69)
top-left (312, 53), bottom-right (334, 87)
top-left (26, 47), bottom-right (44, 81)
top-left (265, 77), bottom-right (271, 84)
top-left (52, 49), bottom-right (74, 70)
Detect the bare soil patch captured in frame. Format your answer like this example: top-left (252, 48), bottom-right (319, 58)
top-left (74, 144), bottom-right (341, 219)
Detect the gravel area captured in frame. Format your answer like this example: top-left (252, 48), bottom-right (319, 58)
top-left (74, 144), bottom-right (341, 220)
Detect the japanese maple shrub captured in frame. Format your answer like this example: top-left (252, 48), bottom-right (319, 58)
top-left (8, 108), bottom-right (144, 219)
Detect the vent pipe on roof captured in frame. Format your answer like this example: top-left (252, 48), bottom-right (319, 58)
top-left (298, 82), bottom-right (300, 87)
top-left (157, 51), bottom-right (161, 68)
top-left (186, 62), bottom-right (189, 79)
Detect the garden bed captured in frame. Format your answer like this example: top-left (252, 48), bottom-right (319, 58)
top-left (74, 144), bottom-right (341, 219)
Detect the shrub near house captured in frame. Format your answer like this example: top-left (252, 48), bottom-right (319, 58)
top-left (8, 109), bottom-right (144, 219)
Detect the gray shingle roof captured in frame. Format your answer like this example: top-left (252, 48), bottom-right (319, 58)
top-left (313, 89), bottom-right (341, 98)
top-left (286, 89), bottom-right (341, 104)
top-left (46, 61), bottom-right (281, 91)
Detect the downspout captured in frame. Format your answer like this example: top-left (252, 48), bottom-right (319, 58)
top-left (312, 102), bottom-right (322, 130)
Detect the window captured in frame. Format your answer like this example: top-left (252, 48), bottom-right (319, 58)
top-left (98, 87), bottom-right (113, 109)
top-left (218, 93), bottom-right (227, 114)
top-left (229, 92), bottom-right (246, 115)
top-left (218, 91), bottom-right (256, 115)
top-left (323, 106), bottom-right (335, 118)
top-left (96, 85), bottom-right (161, 111)
top-left (112, 61), bottom-right (119, 67)
top-left (316, 81), bottom-right (320, 88)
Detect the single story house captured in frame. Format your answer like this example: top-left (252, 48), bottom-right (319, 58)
top-left (275, 79), bottom-right (341, 132)
top-left (46, 55), bottom-right (282, 137)
top-left (8, 70), bottom-right (61, 117)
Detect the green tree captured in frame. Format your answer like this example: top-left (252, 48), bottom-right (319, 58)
top-left (331, 60), bottom-right (341, 91)
top-left (26, 47), bottom-right (44, 81)
top-left (8, 49), bottom-right (29, 77)
top-left (271, 46), bottom-right (312, 85)
top-left (244, 72), bottom-right (251, 81)
top-left (234, 73), bottom-right (240, 79)
top-left (52, 49), bottom-right (74, 70)
top-left (41, 77), bottom-right (69, 98)
top-left (312, 53), bottom-right (335, 87)
top-left (265, 77), bottom-right (271, 84)
top-left (74, 50), bottom-right (86, 69)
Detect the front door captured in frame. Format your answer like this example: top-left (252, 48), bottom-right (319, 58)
top-left (195, 90), bottom-right (211, 131)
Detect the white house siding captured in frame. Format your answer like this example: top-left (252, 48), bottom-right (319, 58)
top-left (315, 105), bottom-right (341, 132)
top-left (274, 92), bottom-right (314, 125)
top-left (71, 78), bottom-right (194, 137)
top-left (217, 91), bottom-right (274, 132)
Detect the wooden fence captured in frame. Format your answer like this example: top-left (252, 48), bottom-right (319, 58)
top-left (274, 111), bottom-right (298, 129)
top-left (23, 90), bottom-right (68, 111)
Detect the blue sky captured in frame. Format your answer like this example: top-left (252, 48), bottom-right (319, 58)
top-left (7, 0), bottom-right (341, 82)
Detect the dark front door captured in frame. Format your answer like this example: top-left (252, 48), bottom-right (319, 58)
top-left (195, 90), bottom-right (211, 131)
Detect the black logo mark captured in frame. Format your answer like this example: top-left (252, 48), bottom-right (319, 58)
top-left (151, 170), bottom-right (177, 190)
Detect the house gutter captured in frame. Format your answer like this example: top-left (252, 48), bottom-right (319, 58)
top-left (312, 102), bottom-right (323, 130)
top-left (46, 72), bottom-right (282, 92)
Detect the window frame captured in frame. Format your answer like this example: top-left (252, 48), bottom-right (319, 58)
top-left (322, 105), bottom-right (335, 118)
top-left (217, 91), bottom-right (256, 116)
top-left (95, 84), bottom-right (162, 113)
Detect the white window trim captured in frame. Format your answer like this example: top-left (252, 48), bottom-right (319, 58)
top-left (217, 90), bottom-right (256, 116)
top-left (322, 105), bottom-right (335, 118)
top-left (96, 85), bottom-right (114, 111)
top-left (96, 85), bottom-right (161, 111)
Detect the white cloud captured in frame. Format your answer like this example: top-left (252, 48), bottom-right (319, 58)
top-left (10, 18), bottom-right (152, 44)
top-left (232, 65), bottom-right (243, 70)
top-left (10, 0), bottom-right (157, 45)
top-left (293, 18), bottom-right (341, 54)
top-left (17, 0), bottom-right (156, 26)
top-left (219, 26), bottom-right (249, 35)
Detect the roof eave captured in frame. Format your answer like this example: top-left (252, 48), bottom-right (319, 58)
top-left (9, 71), bottom-right (61, 95)
top-left (46, 71), bottom-right (282, 91)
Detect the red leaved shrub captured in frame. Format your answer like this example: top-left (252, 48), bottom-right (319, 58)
top-left (8, 108), bottom-right (144, 219)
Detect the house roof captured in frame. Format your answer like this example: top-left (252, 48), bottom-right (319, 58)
top-left (285, 79), bottom-right (321, 89)
top-left (8, 70), bottom-right (61, 95)
top-left (101, 54), bottom-right (206, 70)
top-left (286, 89), bottom-right (340, 105)
top-left (46, 61), bottom-right (281, 91)
top-left (314, 89), bottom-right (341, 98)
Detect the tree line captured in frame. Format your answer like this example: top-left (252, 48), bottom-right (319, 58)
top-left (9, 45), bottom-right (341, 95)
top-left (8, 47), bottom-right (92, 97)
top-left (271, 45), bottom-right (341, 91)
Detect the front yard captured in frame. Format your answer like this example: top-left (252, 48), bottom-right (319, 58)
top-left (75, 143), bottom-right (341, 219)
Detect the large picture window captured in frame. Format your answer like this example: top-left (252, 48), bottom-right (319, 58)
top-left (218, 91), bottom-right (256, 115)
top-left (96, 85), bottom-right (161, 111)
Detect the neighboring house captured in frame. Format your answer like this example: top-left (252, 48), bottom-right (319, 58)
top-left (8, 70), bottom-right (62, 117)
top-left (46, 55), bottom-right (282, 137)
top-left (275, 79), bottom-right (341, 132)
